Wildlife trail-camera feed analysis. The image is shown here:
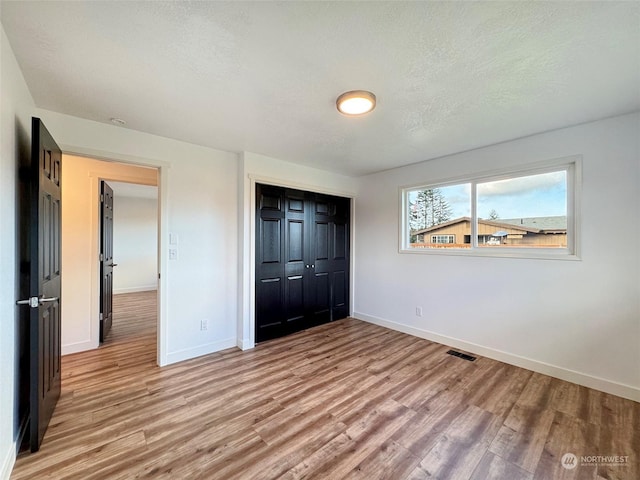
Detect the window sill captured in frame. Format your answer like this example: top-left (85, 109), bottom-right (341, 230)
top-left (398, 247), bottom-right (581, 261)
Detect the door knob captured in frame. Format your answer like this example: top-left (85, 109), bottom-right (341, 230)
top-left (16, 296), bottom-right (58, 307)
top-left (108, 263), bottom-right (118, 267)
top-left (16, 297), bottom-right (37, 307)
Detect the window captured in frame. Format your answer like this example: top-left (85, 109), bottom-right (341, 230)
top-left (431, 235), bottom-right (455, 244)
top-left (401, 158), bottom-right (580, 259)
top-left (407, 183), bottom-right (470, 246)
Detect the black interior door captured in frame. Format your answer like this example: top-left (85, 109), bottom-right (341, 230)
top-left (309, 194), bottom-right (350, 324)
top-left (307, 195), bottom-right (331, 327)
top-left (100, 181), bottom-right (115, 342)
top-left (255, 184), bottom-right (350, 343)
top-left (255, 185), bottom-right (286, 341)
top-left (283, 188), bottom-right (308, 334)
top-left (22, 117), bottom-right (62, 452)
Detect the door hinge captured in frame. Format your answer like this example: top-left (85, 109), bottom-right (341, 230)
top-left (100, 194), bottom-right (104, 202)
top-left (100, 253), bottom-right (104, 261)
top-left (99, 313), bottom-right (103, 321)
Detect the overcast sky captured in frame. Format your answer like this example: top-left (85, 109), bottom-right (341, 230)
top-left (423, 170), bottom-right (567, 220)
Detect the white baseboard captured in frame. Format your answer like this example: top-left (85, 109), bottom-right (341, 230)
top-left (1, 442), bottom-right (15, 480)
top-left (354, 311), bottom-right (640, 403)
top-left (165, 337), bottom-right (237, 365)
top-left (113, 286), bottom-right (157, 295)
top-left (62, 339), bottom-right (96, 356)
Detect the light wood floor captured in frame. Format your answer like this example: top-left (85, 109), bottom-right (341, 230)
top-left (11, 291), bottom-right (639, 479)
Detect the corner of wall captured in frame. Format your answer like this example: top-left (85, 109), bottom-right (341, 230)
top-left (0, 439), bottom-right (15, 480)
top-left (165, 337), bottom-right (237, 365)
top-left (237, 338), bottom-right (255, 351)
top-left (61, 339), bottom-right (97, 356)
top-left (1, 23), bottom-right (36, 480)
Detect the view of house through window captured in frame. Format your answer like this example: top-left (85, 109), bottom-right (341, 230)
top-left (476, 171), bottom-right (567, 249)
top-left (408, 184), bottom-right (470, 246)
top-left (405, 164), bottom-right (573, 254)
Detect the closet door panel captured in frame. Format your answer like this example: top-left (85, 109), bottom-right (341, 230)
top-left (261, 219), bottom-right (281, 263)
top-left (287, 220), bottom-right (304, 261)
top-left (257, 278), bottom-right (283, 327)
top-left (332, 270), bottom-right (348, 319)
top-left (314, 222), bottom-right (329, 261)
top-left (329, 197), bottom-right (350, 321)
top-left (285, 274), bottom-right (305, 327)
top-left (255, 185), bottom-right (286, 342)
top-left (283, 189), bottom-right (307, 333)
top-left (333, 222), bottom-right (348, 260)
top-left (311, 271), bottom-right (330, 323)
top-left (256, 184), bottom-right (350, 342)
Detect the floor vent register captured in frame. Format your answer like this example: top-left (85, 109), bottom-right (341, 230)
top-left (446, 349), bottom-right (477, 362)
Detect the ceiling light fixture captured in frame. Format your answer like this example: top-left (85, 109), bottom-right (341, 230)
top-left (110, 117), bottom-right (126, 126)
top-left (336, 90), bottom-right (376, 116)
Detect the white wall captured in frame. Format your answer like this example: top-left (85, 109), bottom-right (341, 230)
top-left (237, 152), bottom-right (358, 349)
top-left (36, 110), bottom-right (240, 365)
top-left (0, 25), bottom-right (35, 480)
top-left (164, 150), bottom-right (238, 361)
top-left (354, 113), bottom-right (640, 401)
top-left (61, 155), bottom-right (158, 354)
top-left (113, 195), bottom-right (158, 294)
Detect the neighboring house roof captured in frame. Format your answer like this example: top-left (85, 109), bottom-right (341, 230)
top-left (496, 216), bottom-right (567, 232)
top-left (413, 216), bottom-right (567, 235)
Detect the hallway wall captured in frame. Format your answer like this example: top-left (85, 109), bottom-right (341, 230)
top-left (113, 194), bottom-right (158, 294)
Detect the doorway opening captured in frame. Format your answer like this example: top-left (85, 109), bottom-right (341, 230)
top-left (99, 181), bottom-right (159, 350)
top-left (60, 154), bottom-right (161, 362)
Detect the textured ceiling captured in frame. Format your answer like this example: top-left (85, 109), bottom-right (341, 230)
top-left (2, 1), bottom-right (638, 176)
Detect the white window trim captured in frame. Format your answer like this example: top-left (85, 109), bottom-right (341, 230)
top-left (399, 156), bottom-right (582, 260)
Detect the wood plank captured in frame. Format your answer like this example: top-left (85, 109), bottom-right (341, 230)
top-left (346, 439), bottom-right (421, 480)
top-left (35, 430), bottom-right (147, 480)
top-left (470, 451), bottom-right (532, 480)
top-left (279, 398), bottom-right (417, 479)
top-left (463, 362), bottom-right (533, 418)
top-left (533, 411), bottom-right (600, 480)
top-left (413, 404), bottom-right (503, 480)
top-left (393, 393), bottom-right (469, 459)
top-left (596, 392), bottom-right (640, 480)
top-left (489, 404), bottom-right (555, 473)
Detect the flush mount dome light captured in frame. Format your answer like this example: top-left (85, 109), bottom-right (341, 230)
top-left (336, 90), bottom-right (376, 116)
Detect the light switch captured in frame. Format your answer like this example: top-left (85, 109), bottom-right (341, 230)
top-left (169, 233), bottom-right (178, 245)
top-left (169, 249), bottom-right (178, 260)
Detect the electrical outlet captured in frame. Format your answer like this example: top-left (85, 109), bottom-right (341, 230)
top-left (416, 307), bottom-right (423, 317)
top-left (200, 319), bottom-right (208, 330)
